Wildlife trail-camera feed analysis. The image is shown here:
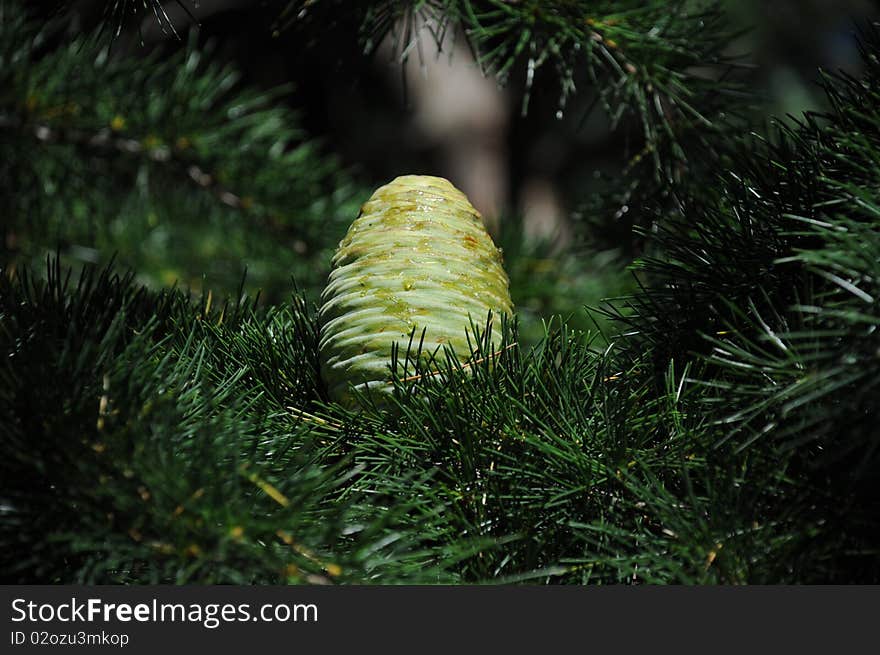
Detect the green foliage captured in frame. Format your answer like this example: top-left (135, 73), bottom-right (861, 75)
top-left (0, 259), bottom-right (461, 583)
top-left (498, 218), bottom-right (635, 346)
top-left (0, 2), bottom-right (362, 303)
top-left (603, 30), bottom-right (880, 579)
top-left (3, 255), bottom-right (848, 584)
top-left (2, 0), bottom-right (879, 585)
top-left (283, 1), bottom-right (745, 171)
top-left (45, 1), bottom-right (744, 172)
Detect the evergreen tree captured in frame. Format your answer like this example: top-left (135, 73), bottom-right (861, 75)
top-left (1, 0), bottom-right (877, 583)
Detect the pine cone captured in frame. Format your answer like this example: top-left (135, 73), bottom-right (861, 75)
top-left (319, 175), bottom-right (513, 406)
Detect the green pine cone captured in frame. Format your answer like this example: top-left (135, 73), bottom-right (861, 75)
top-left (319, 175), bottom-right (514, 406)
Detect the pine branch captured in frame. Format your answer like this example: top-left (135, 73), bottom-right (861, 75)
top-left (593, 23), bottom-right (880, 581)
top-left (0, 257), bottom-right (461, 583)
top-left (4, 243), bottom-right (875, 583)
top-left (1, 2), bottom-right (363, 303)
top-left (281, 1), bottom-right (749, 170)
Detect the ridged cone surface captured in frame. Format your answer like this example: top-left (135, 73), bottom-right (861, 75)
top-left (319, 175), bottom-right (513, 406)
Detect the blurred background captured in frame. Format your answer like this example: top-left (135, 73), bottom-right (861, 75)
top-left (6, 0), bottom-right (880, 345)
